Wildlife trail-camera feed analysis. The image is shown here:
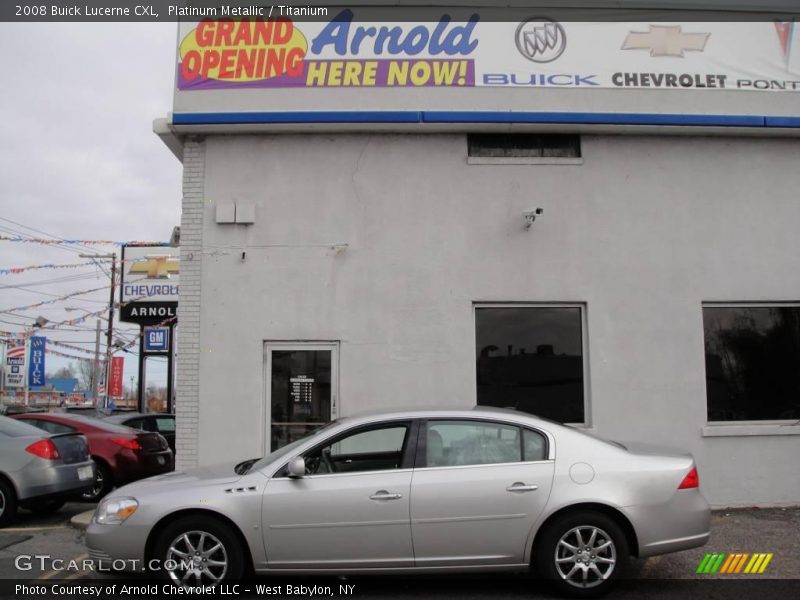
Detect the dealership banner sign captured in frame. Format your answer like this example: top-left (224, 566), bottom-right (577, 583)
top-left (108, 356), bottom-right (125, 398)
top-left (176, 15), bottom-right (799, 93)
top-left (27, 336), bottom-right (46, 388)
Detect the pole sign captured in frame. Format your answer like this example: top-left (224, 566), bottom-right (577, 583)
top-left (5, 342), bottom-right (25, 388)
top-left (28, 336), bottom-right (46, 387)
top-left (120, 245), bottom-right (179, 325)
top-left (109, 356), bottom-right (125, 398)
top-left (143, 327), bottom-right (170, 353)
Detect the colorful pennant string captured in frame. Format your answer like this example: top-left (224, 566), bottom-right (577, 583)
top-left (0, 236), bottom-right (167, 246)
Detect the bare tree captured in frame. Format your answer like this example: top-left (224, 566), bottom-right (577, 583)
top-left (77, 360), bottom-right (100, 391)
top-left (46, 364), bottom-right (77, 380)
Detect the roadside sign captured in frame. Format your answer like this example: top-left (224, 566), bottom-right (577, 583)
top-left (28, 336), bottom-right (46, 387)
top-left (144, 327), bottom-right (169, 353)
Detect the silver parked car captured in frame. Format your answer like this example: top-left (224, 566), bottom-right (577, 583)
top-left (86, 408), bottom-right (710, 595)
top-left (0, 415), bottom-right (95, 527)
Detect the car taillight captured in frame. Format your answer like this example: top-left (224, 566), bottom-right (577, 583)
top-left (679, 466), bottom-right (699, 489)
top-left (26, 439), bottom-right (60, 460)
top-left (110, 437), bottom-right (141, 450)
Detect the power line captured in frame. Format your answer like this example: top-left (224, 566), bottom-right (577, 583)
top-left (0, 217), bottom-right (108, 256)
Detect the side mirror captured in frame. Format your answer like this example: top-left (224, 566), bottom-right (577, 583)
top-left (287, 456), bottom-right (306, 478)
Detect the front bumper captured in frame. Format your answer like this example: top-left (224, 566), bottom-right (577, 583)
top-left (85, 519), bottom-right (151, 571)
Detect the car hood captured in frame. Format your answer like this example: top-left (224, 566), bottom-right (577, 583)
top-left (115, 462), bottom-right (242, 494)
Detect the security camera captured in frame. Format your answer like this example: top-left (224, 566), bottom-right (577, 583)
top-left (523, 208), bottom-right (544, 230)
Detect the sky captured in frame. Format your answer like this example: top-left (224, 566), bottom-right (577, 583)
top-left (0, 23), bottom-right (182, 397)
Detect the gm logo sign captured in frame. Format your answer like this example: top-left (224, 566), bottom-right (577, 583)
top-left (144, 327), bottom-right (170, 353)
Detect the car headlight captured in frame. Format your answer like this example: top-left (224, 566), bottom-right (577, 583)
top-left (95, 497), bottom-right (138, 525)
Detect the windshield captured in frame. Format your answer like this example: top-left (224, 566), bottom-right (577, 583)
top-left (244, 421), bottom-right (340, 474)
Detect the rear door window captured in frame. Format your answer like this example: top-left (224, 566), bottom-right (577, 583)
top-left (155, 417), bottom-right (176, 433)
top-left (426, 420), bottom-right (522, 467)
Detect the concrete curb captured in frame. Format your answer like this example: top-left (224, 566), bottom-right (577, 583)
top-left (69, 509), bottom-right (94, 531)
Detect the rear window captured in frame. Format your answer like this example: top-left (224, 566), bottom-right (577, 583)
top-left (0, 415), bottom-right (45, 437)
top-left (58, 413), bottom-right (137, 433)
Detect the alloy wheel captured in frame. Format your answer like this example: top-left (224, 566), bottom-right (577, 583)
top-left (554, 525), bottom-right (617, 589)
top-left (165, 530), bottom-right (228, 586)
top-left (83, 468), bottom-right (104, 500)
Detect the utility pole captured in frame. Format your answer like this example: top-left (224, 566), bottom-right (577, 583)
top-left (92, 319), bottom-right (101, 400)
top-left (80, 252), bottom-right (117, 408)
top-left (104, 254), bottom-right (117, 408)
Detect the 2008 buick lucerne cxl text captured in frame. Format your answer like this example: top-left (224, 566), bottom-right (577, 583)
top-left (85, 408), bottom-right (710, 596)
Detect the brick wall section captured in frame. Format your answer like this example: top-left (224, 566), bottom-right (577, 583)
top-left (175, 138), bottom-right (205, 469)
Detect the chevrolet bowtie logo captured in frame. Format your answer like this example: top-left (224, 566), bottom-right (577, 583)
top-left (623, 25), bottom-right (710, 57)
top-left (129, 255), bottom-right (179, 279)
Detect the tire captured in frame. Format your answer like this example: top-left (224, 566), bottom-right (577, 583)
top-left (152, 515), bottom-right (245, 586)
top-left (0, 479), bottom-right (18, 528)
top-left (80, 460), bottom-right (112, 502)
top-left (25, 499), bottom-right (66, 514)
top-left (535, 510), bottom-right (629, 598)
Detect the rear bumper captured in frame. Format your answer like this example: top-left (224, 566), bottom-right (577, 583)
top-left (14, 460), bottom-right (95, 501)
top-left (113, 450), bottom-right (174, 485)
top-left (627, 488), bottom-right (711, 558)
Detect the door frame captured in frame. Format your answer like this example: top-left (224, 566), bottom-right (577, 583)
top-left (263, 341), bottom-right (340, 456)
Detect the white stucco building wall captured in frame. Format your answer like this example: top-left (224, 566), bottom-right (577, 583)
top-left (170, 131), bottom-right (800, 507)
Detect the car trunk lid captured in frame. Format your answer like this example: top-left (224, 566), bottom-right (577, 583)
top-left (49, 433), bottom-right (90, 464)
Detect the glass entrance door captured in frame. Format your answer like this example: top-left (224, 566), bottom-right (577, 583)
top-left (265, 342), bottom-right (338, 452)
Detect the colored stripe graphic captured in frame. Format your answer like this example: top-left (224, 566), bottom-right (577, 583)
top-left (720, 554), bottom-right (736, 573)
top-left (758, 552), bottom-right (772, 574)
top-left (699, 552), bottom-right (773, 574)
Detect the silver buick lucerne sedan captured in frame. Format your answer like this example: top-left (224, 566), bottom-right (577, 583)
top-left (86, 408), bottom-right (710, 596)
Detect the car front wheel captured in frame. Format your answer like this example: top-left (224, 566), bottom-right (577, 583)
top-left (535, 510), bottom-right (629, 597)
top-left (152, 516), bottom-right (245, 586)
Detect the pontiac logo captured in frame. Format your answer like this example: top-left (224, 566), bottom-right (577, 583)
top-left (129, 255), bottom-right (179, 279)
top-left (622, 25), bottom-right (710, 57)
top-left (774, 21), bottom-right (795, 67)
top-left (515, 18), bottom-right (567, 63)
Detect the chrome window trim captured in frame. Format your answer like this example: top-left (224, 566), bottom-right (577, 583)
top-left (412, 459), bottom-right (555, 473)
top-left (423, 416), bottom-right (556, 463)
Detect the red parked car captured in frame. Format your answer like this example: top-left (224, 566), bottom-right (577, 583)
top-left (12, 412), bottom-right (173, 501)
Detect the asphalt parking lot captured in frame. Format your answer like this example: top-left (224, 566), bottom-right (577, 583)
top-left (0, 505), bottom-right (797, 598)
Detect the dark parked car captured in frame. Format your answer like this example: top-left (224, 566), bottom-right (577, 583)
top-left (12, 413), bottom-right (173, 501)
top-left (103, 413), bottom-right (176, 454)
top-left (0, 415), bottom-right (95, 527)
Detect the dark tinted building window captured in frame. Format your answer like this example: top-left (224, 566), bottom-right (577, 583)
top-left (703, 306), bottom-right (800, 421)
top-left (475, 306), bottom-right (585, 423)
top-left (468, 134), bottom-right (580, 158)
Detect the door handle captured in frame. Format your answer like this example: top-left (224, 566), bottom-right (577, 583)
top-left (506, 482), bottom-right (539, 492)
top-left (369, 490), bottom-right (403, 501)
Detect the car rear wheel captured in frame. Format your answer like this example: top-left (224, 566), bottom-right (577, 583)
top-left (81, 460), bottom-right (112, 502)
top-left (0, 479), bottom-right (18, 528)
top-left (535, 510), bottom-right (629, 598)
top-left (152, 516), bottom-right (245, 586)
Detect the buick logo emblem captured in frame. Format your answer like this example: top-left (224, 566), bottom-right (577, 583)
top-left (515, 18), bottom-right (567, 63)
